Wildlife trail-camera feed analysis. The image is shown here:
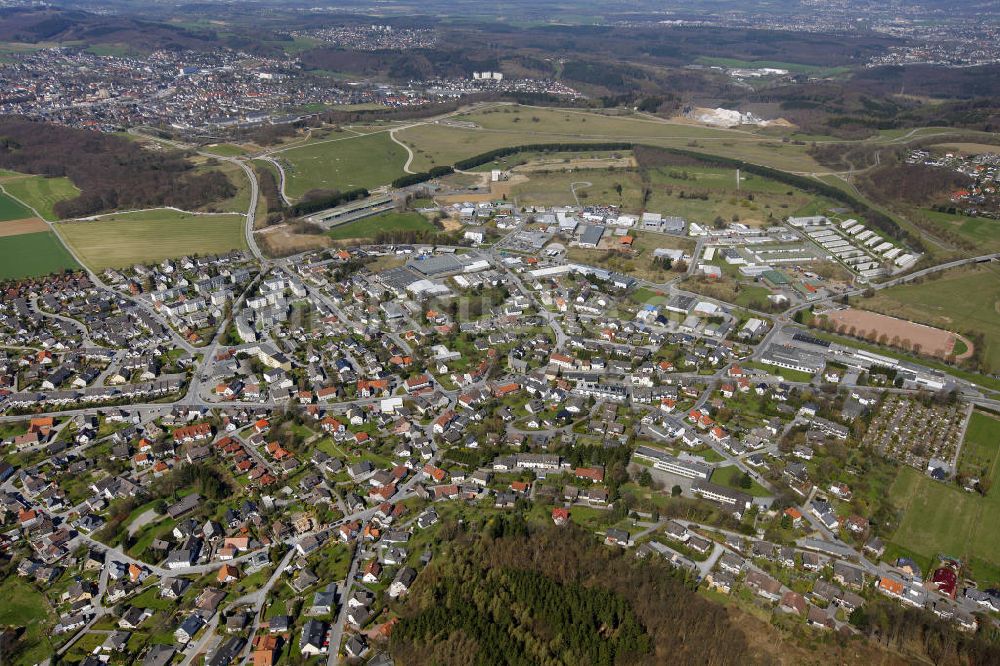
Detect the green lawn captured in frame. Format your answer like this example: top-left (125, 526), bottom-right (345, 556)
top-left (889, 465), bottom-right (1000, 586)
top-left (712, 464), bottom-right (771, 497)
top-left (326, 211), bottom-right (437, 241)
top-left (57, 210), bottom-right (247, 270)
top-left (856, 263), bottom-right (1000, 373)
top-left (0, 231), bottom-right (80, 279)
top-left (631, 287), bottom-right (668, 306)
top-left (279, 131), bottom-right (408, 200)
top-left (0, 578), bottom-right (55, 666)
top-left (0, 173), bottom-right (80, 221)
top-left (0, 191), bottom-right (34, 221)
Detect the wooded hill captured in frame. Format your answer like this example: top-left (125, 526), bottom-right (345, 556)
top-left (389, 520), bottom-right (1000, 666)
top-left (390, 521), bottom-right (747, 665)
top-left (0, 117), bottom-right (235, 218)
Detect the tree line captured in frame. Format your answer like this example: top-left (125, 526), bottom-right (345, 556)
top-left (286, 187), bottom-right (369, 217)
top-left (392, 165), bottom-right (454, 188)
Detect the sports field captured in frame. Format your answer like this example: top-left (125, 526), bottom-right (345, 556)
top-left (889, 411), bottom-right (1000, 585)
top-left (855, 263), bottom-right (1000, 372)
top-left (0, 231), bottom-right (80, 279)
top-left (326, 211), bottom-right (437, 241)
top-left (823, 308), bottom-right (967, 360)
top-left (57, 210), bottom-right (246, 270)
top-left (278, 131), bottom-right (408, 200)
top-left (0, 173), bottom-right (79, 220)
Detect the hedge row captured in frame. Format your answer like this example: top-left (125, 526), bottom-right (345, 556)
top-left (453, 142), bottom-right (633, 170)
top-left (392, 165), bottom-right (454, 189)
top-left (287, 187), bottom-right (369, 217)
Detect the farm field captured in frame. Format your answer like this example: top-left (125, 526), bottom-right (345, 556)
top-left (395, 104), bottom-right (822, 173)
top-left (0, 231), bottom-right (80, 279)
top-left (0, 172), bottom-right (79, 220)
top-left (854, 263), bottom-right (1000, 373)
top-left (57, 210), bottom-right (246, 270)
top-left (889, 459), bottom-right (1000, 586)
top-left (326, 211), bottom-right (437, 241)
top-left (278, 131), bottom-right (407, 200)
top-left (0, 190), bottom-right (34, 221)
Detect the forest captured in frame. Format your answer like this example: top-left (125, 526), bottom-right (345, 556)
top-left (390, 522), bottom-right (752, 666)
top-left (0, 117), bottom-right (235, 218)
top-left (389, 519), bottom-right (1000, 666)
top-left (860, 163), bottom-right (973, 206)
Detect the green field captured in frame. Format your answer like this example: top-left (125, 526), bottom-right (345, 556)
top-left (0, 231), bottom-right (80, 279)
top-left (278, 131), bottom-right (408, 200)
top-left (0, 577), bottom-right (55, 666)
top-left (957, 411), bottom-right (1000, 480)
top-left (395, 104), bottom-right (821, 173)
top-left (917, 209), bottom-right (1000, 252)
top-left (327, 211), bottom-right (437, 241)
top-left (512, 169), bottom-right (644, 209)
top-left (855, 263), bottom-right (1000, 373)
top-left (57, 210), bottom-right (247, 270)
top-left (0, 173), bottom-right (80, 221)
top-left (0, 190), bottom-right (34, 221)
top-left (889, 460), bottom-right (1000, 586)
